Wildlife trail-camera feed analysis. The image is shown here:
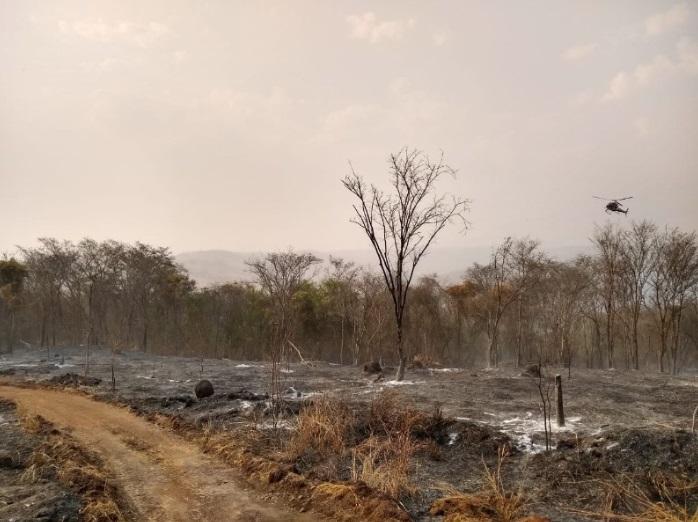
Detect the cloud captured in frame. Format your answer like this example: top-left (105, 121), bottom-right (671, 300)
top-left (172, 50), bottom-right (189, 65)
top-left (316, 77), bottom-right (449, 144)
top-left (562, 43), bottom-right (597, 61)
top-left (58, 19), bottom-right (170, 47)
top-left (602, 38), bottom-right (698, 102)
top-left (634, 116), bottom-right (650, 137)
top-left (346, 12), bottom-right (415, 43)
top-left (645, 3), bottom-right (689, 36)
top-left (677, 37), bottom-right (698, 74)
top-left (602, 72), bottom-right (631, 101)
top-left (571, 90), bottom-right (594, 106)
top-left (432, 32), bottom-right (448, 47)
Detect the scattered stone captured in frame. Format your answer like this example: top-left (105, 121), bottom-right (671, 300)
top-left (194, 379), bottom-right (214, 399)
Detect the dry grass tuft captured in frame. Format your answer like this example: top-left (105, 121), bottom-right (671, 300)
top-left (578, 472), bottom-right (698, 522)
top-left (409, 353), bottom-right (439, 369)
top-left (286, 396), bottom-right (355, 461)
top-left (19, 414), bottom-right (127, 522)
top-left (430, 447), bottom-right (528, 522)
top-left (313, 482), bottom-right (360, 505)
top-left (351, 432), bottom-right (417, 499)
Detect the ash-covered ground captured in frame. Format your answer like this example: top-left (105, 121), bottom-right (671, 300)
top-left (1, 345), bottom-right (697, 521)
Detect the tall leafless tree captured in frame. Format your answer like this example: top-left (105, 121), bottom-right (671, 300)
top-left (619, 221), bottom-right (656, 370)
top-left (649, 228), bottom-right (698, 373)
top-left (591, 224), bottom-right (624, 369)
top-left (342, 149), bottom-right (468, 380)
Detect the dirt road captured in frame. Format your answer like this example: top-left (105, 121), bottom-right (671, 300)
top-left (0, 385), bottom-right (310, 522)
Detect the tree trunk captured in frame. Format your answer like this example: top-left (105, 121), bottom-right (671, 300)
top-left (516, 297), bottom-right (523, 368)
top-left (555, 374), bottom-right (565, 427)
top-left (394, 324), bottom-right (406, 381)
top-left (340, 315), bottom-right (344, 365)
top-left (632, 322), bottom-right (639, 370)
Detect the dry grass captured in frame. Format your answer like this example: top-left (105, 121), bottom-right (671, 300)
top-left (19, 413), bottom-right (126, 522)
top-left (351, 432), bottom-right (418, 498)
top-left (282, 390), bottom-right (447, 500)
top-left (430, 446), bottom-right (528, 522)
top-left (410, 353), bottom-right (439, 369)
top-left (577, 472), bottom-right (698, 522)
top-left (286, 395), bottom-right (355, 461)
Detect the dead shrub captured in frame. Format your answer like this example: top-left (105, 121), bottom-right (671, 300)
top-left (430, 446), bottom-right (528, 522)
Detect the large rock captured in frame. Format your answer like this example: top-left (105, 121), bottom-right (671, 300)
top-left (194, 379), bottom-right (214, 399)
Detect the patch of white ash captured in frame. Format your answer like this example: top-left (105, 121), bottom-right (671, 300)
top-left (492, 413), bottom-right (584, 454)
top-left (447, 432), bottom-right (459, 446)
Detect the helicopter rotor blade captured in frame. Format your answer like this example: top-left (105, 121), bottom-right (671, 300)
top-left (614, 196), bottom-right (633, 201)
top-left (592, 196), bottom-right (611, 201)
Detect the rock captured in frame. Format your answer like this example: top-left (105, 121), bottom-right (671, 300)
top-left (194, 379), bottom-right (214, 399)
top-left (0, 368), bottom-right (16, 376)
top-left (363, 361), bottom-right (382, 374)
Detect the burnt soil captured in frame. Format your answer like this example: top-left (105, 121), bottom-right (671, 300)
top-left (1, 345), bottom-right (697, 521)
top-left (0, 398), bottom-right (81, 521)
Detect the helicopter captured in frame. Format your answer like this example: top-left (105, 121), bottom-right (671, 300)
top-left (593, 196), bottom-right (632, 215)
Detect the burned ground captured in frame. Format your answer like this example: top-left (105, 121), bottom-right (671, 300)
top-left (0, 399), bottom-right (81, 521)
top-left (1, 346), bottom-right (697, 521)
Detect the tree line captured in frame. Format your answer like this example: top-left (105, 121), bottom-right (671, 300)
top-left (0, 222), bottom-right (697, 374)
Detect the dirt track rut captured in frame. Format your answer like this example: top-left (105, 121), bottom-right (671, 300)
top-left (0, 385), bottom-right (310, 522)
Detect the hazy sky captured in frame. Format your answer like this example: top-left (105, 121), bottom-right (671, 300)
top-left (2, 1), bottom-right (697, 255)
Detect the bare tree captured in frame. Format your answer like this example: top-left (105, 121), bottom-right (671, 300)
top-left (466, 238), bottom-right (541, 368)
top-left (591, 224), bottom-right (624, 369)
top-left (247, 250), bottom-right (320, 400)
top-left (324, 257), bottom-right (359, 365)
top-left (619, 221), bottom-right (656, 370)
top-left (510, 239), bottom-right (545, 367)
top-left (649, 228), bottom-right (698, 374)
top-left (342, 148), bottom-right (468, 380)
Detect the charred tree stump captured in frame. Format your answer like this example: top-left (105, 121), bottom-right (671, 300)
top-left (555, 374), bottom-right (565, 427)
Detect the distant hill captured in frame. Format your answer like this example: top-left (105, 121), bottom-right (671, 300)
top-left (176, 244), bottom-right (591, 288)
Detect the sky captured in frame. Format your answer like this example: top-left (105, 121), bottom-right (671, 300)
top-left (1, 1), bottom-right (697, 256)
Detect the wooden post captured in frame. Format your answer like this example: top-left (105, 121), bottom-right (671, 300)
top-left (111, 360), bottom-right (116, 393)
top-left (555, 374), bottom-right (565, 427)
